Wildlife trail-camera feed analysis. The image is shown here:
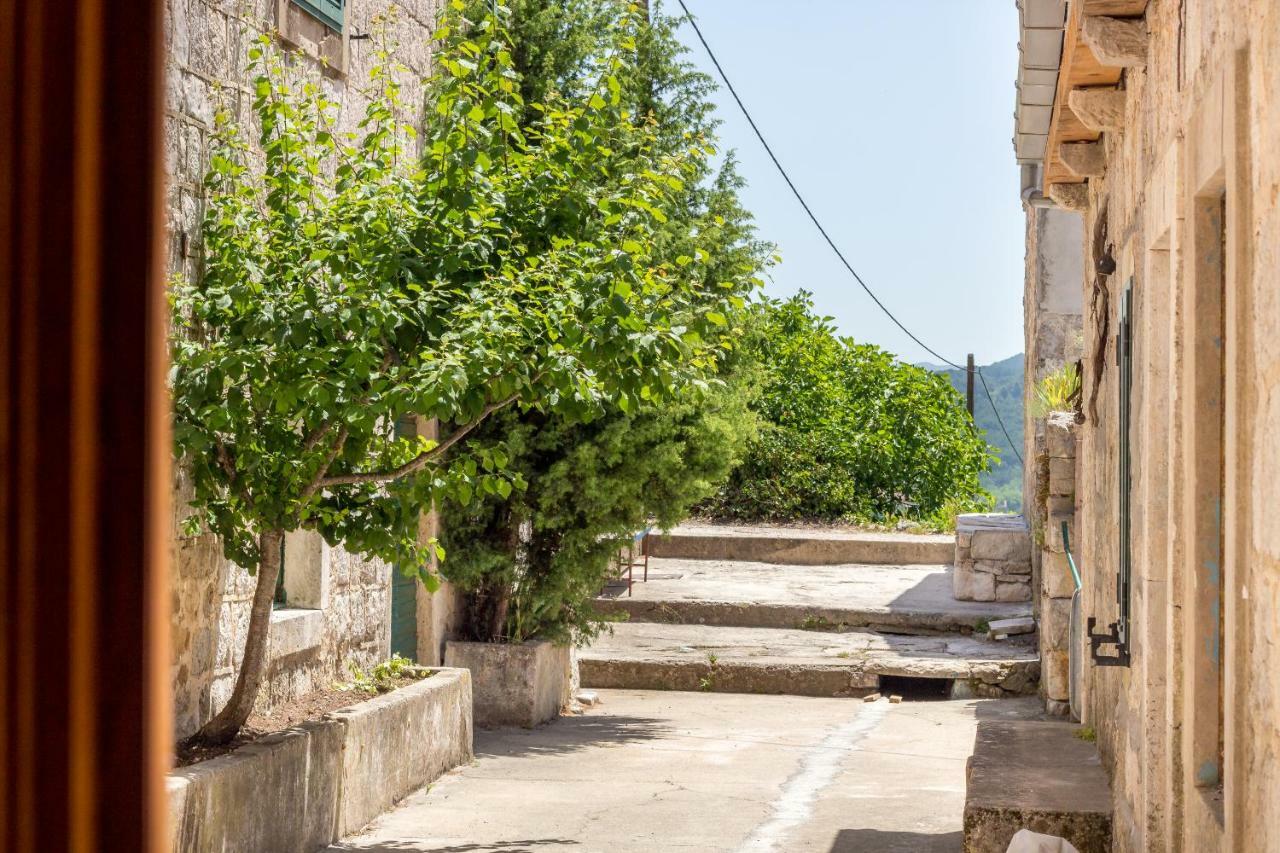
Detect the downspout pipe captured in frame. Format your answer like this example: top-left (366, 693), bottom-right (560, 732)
top-left (1021, 163), bottom-right (1055, 209)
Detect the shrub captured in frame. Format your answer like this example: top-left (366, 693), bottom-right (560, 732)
top-left (702, 293), bottom-right (993, 525)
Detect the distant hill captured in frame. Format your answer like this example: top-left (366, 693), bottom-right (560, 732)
top-left (930, 354), bottom-right (1024, 511)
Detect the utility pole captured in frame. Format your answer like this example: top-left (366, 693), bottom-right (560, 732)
top-left (966, 353), bottom-right (975, 418)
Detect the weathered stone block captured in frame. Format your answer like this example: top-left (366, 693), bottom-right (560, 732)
top-left (1046, 412), bottom-right (1078, 458)
top-left (1061, 141), bottom-right (1106, 177)
top-left (1068, 87), bottom-right (1126, 133)
top-left (445, 639), bottom-right (570, 728)
top-left (953, 564), bottom-right (978, 600)
top-left (1040, 592), bottom-right (1074, 651)
top-left (971, 530), bottom-right (1033, 563)
top-left (1043, 649), bottom-right (1070, 702)
top-left (1045, 511), bottom-right (1075, 553)
top-left (1081, 14), bottom-right (1148, 68)
top-left (973, 560), bottom-right (1002, 574)
top-left (1048, 457), bottom-right (1076, 495)
top-left (1048, 182), bottom-right (1089, 212)
top-left (971, 571), bottom-right (996, 602)
top-left (997, 580), bottom-right (1032, 602)
top-left (1046, 494), bottom-right (1076, 515)
top-left (1043, 550), bottom-right (1078, 599)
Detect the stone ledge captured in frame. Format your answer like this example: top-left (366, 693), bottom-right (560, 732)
top-left (964, 719), bottom-right (1112, 853)
top-left (269, 607), bottom-right (324, 658)
top-left (168, 668), bottom-right (474, 853)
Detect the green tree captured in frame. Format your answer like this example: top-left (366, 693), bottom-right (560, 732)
top-left (434, 0), bottom-right (767, 644)
top-left (172, 4), bottom-right (740, 744)
top-left (703, 293), bottom-right (993, 525)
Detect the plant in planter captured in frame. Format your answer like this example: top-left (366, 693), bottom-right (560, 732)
top-left (171, 4), bottom-right (741, 745)
top-left (435, 0), bottom-right (766, 723)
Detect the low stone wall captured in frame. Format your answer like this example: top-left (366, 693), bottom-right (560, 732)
top-left (445, 639), bottom-right (571, 728)
top-left (952, 514), bottom-right (1033, 602)
top-left (167, 668), bottom-right (473, 853)
top-left (646, 530), bottom-right (953, 565)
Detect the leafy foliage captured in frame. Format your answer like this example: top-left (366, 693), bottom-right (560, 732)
top-left (1030, 361), bottom-right (1081, 417)
top-left (441, 371), bottom-right (757, 644)
top-left (436, 0), bottom-right (767, 644)
top-left (171, 3), bottom-right (740, 582)
top-left (171, 1), bottom-right (756, 740)
top-left (703, 293), bottom-right (993, 525)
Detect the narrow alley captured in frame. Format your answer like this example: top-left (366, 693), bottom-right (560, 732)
top-left (332, 689), bottom-right (1044, 853)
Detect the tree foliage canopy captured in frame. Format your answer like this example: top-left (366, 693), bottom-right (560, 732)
top-left (171, 3), bottom-right (745, 582)
top-left (435, 0), bottom-right (768, 643)
top-left (703, 293), bottom-right (993, 525)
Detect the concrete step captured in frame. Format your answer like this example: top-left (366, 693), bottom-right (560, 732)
top-left (596, 557), bottom-right (1029, 635)
top-left (578, 622), bottom-right (1039, 699)
top-left (647, 523), bottom-right (953, 565)
top-left (964, 716), bottom-right (1112, 853)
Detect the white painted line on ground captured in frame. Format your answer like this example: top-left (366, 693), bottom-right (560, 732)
top-left (733, 700), bottom-right (892, 853)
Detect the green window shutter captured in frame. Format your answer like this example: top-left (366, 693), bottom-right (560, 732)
top-left (292, 0), bottom-right (344, 33)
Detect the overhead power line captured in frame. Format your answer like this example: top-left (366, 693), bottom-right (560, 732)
top-left (675, 0), bottom-right (1025, 469)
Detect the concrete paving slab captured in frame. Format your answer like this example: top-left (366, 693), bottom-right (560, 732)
top-left (648, 523), bottom-right (953, 565)
top-left (596, 557), bottom-right (1029, 634)
top-left (328, 690), bottom-right (1042, 853)
top-left (579, 622), bottom-right (1038, 697)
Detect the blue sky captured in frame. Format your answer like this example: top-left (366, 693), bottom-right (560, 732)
top-left (672, 1), bottom-right (1025, 366)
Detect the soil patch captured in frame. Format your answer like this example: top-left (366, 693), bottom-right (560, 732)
top-left (176, 675), bottom-right (427, 768)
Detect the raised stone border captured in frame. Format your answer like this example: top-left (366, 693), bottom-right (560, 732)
top-left (953, 514), bottom-right (1033, 602)
top-left (445, 639), bottom-right (571, 729)
top-left (646, 527), bottom-right (953, 566)
top-left (167, 667), bottom-right (473, 853)
top-left (964, 718), bottom-right (1112, 852)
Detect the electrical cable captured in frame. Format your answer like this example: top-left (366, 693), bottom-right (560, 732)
top-left (675, 0), bottom-right (1025, 468)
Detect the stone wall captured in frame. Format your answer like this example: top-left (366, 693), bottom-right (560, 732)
top-left (952, 514), bottom-right (1033, 603)
top-left (1031, 1), bottom-right (1280, 849)
top-left (165, 0), bottom-right (445, 740)
top-left (1037, 413), bottom-right (1077, 715)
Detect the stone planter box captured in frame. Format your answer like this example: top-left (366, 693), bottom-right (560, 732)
top-left (444, 639), bottom-right (571, 728)
top-left (167, 667), bottom-right (473, 853)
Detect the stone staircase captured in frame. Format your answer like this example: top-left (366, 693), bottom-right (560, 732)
top-left (580, 524), bottom-right (1039, 700)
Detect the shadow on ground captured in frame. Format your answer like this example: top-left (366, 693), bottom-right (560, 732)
top-left (332, 840), bottom-right (577, 852)
top-left (830, 828), bottom-right (964, 852)
top-left (474, 713), bottom-right (671, 760)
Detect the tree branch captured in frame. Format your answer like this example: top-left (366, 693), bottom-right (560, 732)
top-left (315, 389), bottom-right (522, 489)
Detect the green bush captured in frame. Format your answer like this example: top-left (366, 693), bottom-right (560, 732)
top-left (441, 373), bottom-right (757, 644)
top-left (703, 293), bottom-right (993, 525)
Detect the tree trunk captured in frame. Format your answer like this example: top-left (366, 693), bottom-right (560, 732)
top-left (192, 529), bottom-right (283, 745)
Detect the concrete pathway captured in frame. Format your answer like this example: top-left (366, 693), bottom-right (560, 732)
top-left (596, 557), bottom-right (1028, 633)
top-left (329, 689), bottom-right (1042, 853)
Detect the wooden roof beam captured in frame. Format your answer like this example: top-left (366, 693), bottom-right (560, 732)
top-left (1081, 15), bottom-right (1148, 68)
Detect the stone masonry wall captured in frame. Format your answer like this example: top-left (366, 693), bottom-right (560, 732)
top-left (166, 0), bottom-right (441, 740)
top-left (1038, 412), bottom-right (1077, 715)
top-left (953, 514), bottom-right (1033, 603)
top-left (1047, 0), bottom-right (1280, 849)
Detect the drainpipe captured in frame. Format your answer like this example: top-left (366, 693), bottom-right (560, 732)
top-left (1021, 163), bottom-right (1055, 209)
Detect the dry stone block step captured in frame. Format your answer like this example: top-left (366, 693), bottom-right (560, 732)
top-left (964, 719), bottom-right (1112, 853)
top-left (645, 524), bottom-right (953, 566)
top-left (579, 622), bottom-right (1039, 700)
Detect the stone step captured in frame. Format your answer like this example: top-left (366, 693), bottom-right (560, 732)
top-left (596, 557), bottom-right (1029, 635)
top-left (964, 717), bottom-right (1113, 853)
top-left (578, 622), bottom-right (1039, 699)
top-left (647, 523), bottom-right (953, 565)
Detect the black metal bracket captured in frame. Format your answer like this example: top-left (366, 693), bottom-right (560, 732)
top-left (1087, 616), bottom-right (1131, 667)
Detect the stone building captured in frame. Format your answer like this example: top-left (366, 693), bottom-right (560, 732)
top-left (165, 0), bottom-right (458, 739)
top-left (1012, 0), bottom-right (1280, 849)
